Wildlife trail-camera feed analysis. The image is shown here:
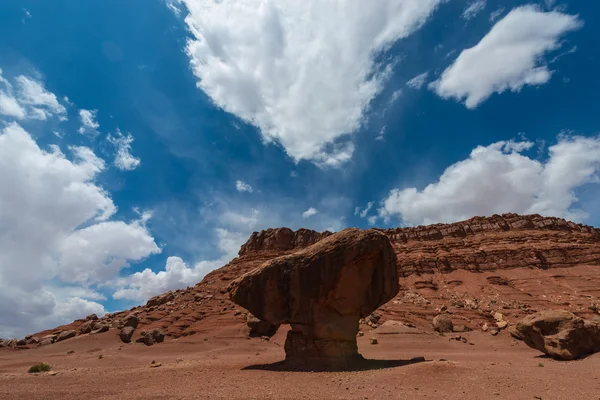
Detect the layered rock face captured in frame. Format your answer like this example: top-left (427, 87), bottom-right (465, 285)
top-left (229, 229), bottom-right (399, 367)
top-left (238, 227), bottom-right (332, 256)
top-left (15, 213), bottom-right (600, 350)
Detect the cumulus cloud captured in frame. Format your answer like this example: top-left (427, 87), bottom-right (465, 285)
top-left (302, 207), bottom-right (319, 219)
top-left (406, 71), bottom-right (429, 89)
top-left (78, 109), bottom-right (100, 134)
top-left (235, 180), bottom-right (253, 193)
top-left (0, 123), bottom-right (160, 337)
top-left (107, 130), bottom-right (141, 171)
top-left (180, 0), bottom-right (444, 165)
top-left (113, 256), bottom-right (217, 302)
top-left (431, 5), bottom-right (582, 108)
top-left (462, 0), bottom-right (486, 20)
top-left (0, 69), bottom-right (67, 120)
top-left (379, 135), bottom-right (600, 226)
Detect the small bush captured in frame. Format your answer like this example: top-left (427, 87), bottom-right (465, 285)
top-left (538, 362), bottom-right (544, 367)
top-left (28, 363), bottom-right (51, 373)
top-left (98, 354), bottom-right (103, 359)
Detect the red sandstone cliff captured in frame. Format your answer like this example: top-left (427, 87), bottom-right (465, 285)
top-left (10, 213), bottom-right (600, 348)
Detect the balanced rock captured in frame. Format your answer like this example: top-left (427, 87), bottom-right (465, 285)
top-left (516, 310), bottom-right (600, 360)
top-left (229, 228), bottom-right (399, 368)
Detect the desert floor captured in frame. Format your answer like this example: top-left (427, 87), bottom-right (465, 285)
top-left (1, 324), bottom-right (599, 400)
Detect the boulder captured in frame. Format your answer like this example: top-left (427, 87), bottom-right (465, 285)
top-left (1, 338), bottom-right (17, 348)
top-left (246, 314), bottom-right (280, 337)
top-left (90, 325), bottom-right (109, 335)
top-left (119, 326), bottom-right (135, 343)
top-left (516, 310), bottom-right (600, 360)
top-left (80, 320), bottom-right (97, 334)
top-left (86, 313), bottom-right (99, 320)
top-left (229, 228), bottom-right (399, 368)
top-left (56, 330), bottom-right (77, 342)
top-left (41, 334), bottom-right (57, 343)
top-left (38, 338), bottom-right (54, 346)
top-left (136, 328), bottom-right (166, 346)
top-left (432, 314), bottom-right (453, 333)
top-left (121, 314), bottom-right (139, 329)
top-left (26, 336), bottom-right (39, 345)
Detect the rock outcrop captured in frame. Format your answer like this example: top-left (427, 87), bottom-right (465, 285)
top-left (516, 310), bottom-right (600, 360)
top-left (229, 228), bottom-right (399, 368)
top-left (18, 213), bottom-right (600, 349)
top-left (238, 227), bottom-right (332, 256)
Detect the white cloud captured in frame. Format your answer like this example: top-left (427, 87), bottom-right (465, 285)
top-left (406, 71), bottom-right (429, 89)
top-left (107, 130), bottom-right (141, 171)
top-left (180, 0), bottom-right (444, 165)
top-left (431, 5), bottom-right (582, 108)
top-left (235, 180), bottom-right (253, 193)
top-left (376, 126), bottom-right (386, 141)
top-left (302, 207), bottom-right (319, 219)
top-left (379, 135), bottom-right (600, 226)
top-left (165, 0), bottom-right (182, 16)
top-left (390, 89), bottom-right (403, 103)
top-left (489, 7), bottom-right (505, 22)
top-left (367, 216), bottom-right (378, 225)
top-left (0, 70), bottom-right (67, 121)
top-left (0, 122), bottom-right (160, 337)
top-left (0, 92), bottom-right (26, 119)
top-left (78, 109), bottom-right (100, 134)
top-left (462, 0), bottom-right (486, 20)
top-left (14, 75), bottom-right (67, 120)
top-left (355, 201), bottom-right (374, 218)
top-left (113, 256), bottom-right (214, 302)
top-left (22, 8), bottom-right (32, 23)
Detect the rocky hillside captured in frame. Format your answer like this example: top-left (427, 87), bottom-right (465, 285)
top-left (4, 213), bottom-right (600, 349)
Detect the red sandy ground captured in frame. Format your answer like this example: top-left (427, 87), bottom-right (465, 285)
top-left (2, 323), bottom-right (599, 400)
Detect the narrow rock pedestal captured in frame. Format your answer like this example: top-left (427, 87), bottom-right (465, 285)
top-left (283, 330), bottom-right (362, 369)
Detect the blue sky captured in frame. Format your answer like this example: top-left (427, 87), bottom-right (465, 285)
top-left (1, 0), bottom-right (599, 337)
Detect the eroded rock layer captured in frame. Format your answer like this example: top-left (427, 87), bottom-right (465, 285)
top-left (9, 213), bottom-right (600, 349)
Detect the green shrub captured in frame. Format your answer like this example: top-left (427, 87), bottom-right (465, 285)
top-left (28, 363), bottom-right (51, 373)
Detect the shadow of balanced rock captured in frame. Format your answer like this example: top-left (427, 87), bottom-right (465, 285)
top-left (228, 228), bottom-right (399, 370)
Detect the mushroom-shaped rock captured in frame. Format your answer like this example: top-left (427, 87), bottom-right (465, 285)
top-left (229, 228), bottom-right (399, 368)
top-left (516, 310), bottom-right (600, 360)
